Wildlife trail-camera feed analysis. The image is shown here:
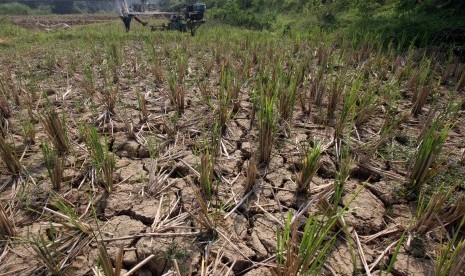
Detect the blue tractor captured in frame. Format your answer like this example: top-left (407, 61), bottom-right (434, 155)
top-left (163, 3), bottom-right (206, 36)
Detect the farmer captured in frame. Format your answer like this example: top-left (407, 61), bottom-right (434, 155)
top-left (117, 0), bottom-right (148, 32)
top-left (120, 13), bottom-right (148, 32)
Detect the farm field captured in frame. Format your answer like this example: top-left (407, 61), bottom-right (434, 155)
top-left (6, 14), bottom-right (116, 29)
top-left (0, 14), bottom-right (465, 276)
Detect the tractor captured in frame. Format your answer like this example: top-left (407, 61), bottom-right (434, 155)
top-left (118, 0), bottom-right (206, 36)
top-left (153, 3), bottom-right (206, 36)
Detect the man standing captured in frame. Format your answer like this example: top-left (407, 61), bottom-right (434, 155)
top-left (117, 0), bottom-right (148, 32)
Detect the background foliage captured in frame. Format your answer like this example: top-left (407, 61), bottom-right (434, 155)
top-left (0, 0), bottom-right (464, 47)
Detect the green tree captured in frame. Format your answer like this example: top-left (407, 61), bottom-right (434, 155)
top-left (52, 0), bottom-right (79, 14)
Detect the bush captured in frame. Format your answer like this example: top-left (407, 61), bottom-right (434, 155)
top-left (35, 5), bottom-right (53, 15)
top-left (0, 2), bottom-right (52, 15)
top-left (51, 1), bottom-right (80, 14)
top-left (0, 3), bottom-right (32, 15)
top-left (209, 1), bottom-right (276, 30)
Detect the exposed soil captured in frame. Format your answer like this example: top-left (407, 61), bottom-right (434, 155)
top-left (0, 16), bottom-right (465, 276)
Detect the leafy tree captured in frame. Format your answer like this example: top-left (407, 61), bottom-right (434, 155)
top-left (51, 0), bottom-right (79, 14)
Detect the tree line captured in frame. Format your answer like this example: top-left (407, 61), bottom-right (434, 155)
top-left (0, 0), bottom-right (151, 14)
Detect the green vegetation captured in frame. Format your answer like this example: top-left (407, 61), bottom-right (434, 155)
top-left (41, 142), bottom-right (64, 191)
top-left (29, 230), bottom-right (64, 276)
top-left (0, 5), bottom-right (464, 275)
top-left (258, 91), bottom-right (276, 165)
top-left (85, 126), bottom-right (115, 193)
top-left (276, 211), bottom-right (339, 275)
top-left (0, 2), bottom-right (51, 15)
top-left (200, 0), bottom-right (465, 47)
top-left (297, 141), bottom-right (322, 193)
top-left (435, 216), bottom-right (465, 275)
top-left (408, 115), bottom-right (452, 193)
top-left (0, 1), bottom-right (113, 15)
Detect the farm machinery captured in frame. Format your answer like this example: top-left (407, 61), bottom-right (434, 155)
top-left (153, 3), bottom-right (206, 36)
top-left (119, 1), bottom-right (206, 36)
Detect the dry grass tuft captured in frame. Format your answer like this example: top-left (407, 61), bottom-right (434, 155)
top-left (0, 96), bottom-right (11, 121)
top-left (440, 62), bottom-right (456, 85)
top-left (442, 238), bottom-right (465, 275)
top-left (327, 77), bottom-right (342, 121)
top-left (354, 87), bottom-right (378, 127)
top-left (412, 85), bottom-right (430, 116)
top-left (30, 234), bottom-right (64, 276)
top-left (409, 118), bottom-right (451, 193)
top-left (410, 190), bottom-right (446, 235)
top-left (0, 203), bottom-right (16, 239)
top-left (192, 188), bottom-right (214, 231)
top-left (231, 78), bottom-right (242, 114)
top-left (42, 143), bottom-right (64, 191)
top-left (297, 142), bottom-right (322, 193)
top-left (41, 108), bottom-right (69, 155)
top-left (435, 216), bottom-right (465, 275)
top-left (0, 95), bottom-right (11, 137)
top-left (200, 244), bottom-right (236, 276)
top-left (310, 69), bottom-right (326, 107)
top-left (200, 149), bottom-right (214, 198)
top-left (278, 71), bottom-right (298, 124)
top-left (97, 242), bottom-right (123, 276)
top-left (410, 186), bottom-right (464, 236)
top-left (86, 126), bottom-right (115, 193)
top-left (147, 160), bottom-right (173, 197)
top-left (243, 154), bottom-right (257, 193)
top-left (153, 61), bottom-right (164, 86)
top-left (456, 69), bottom-right (465, 92)
top-left (21, 117), bottom-right (36, 145)
top-left (442, 195), bottom-right (465, 226)
top-left (258, 95), bottom-right (276, 165)
top-left (137, 89), bottom-right (149, 123)
top-left (168, 74), bottom-right (185, 114)
top-left (0, 137), bottom-right (22, 176)
top-left (82, 66), bottom-right (95, 97)
top-left (365, 110), bottom-right (409, 156)
top-left (101, 85), bottom-right (118, 117)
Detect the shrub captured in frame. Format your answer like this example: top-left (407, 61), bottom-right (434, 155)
top-left (0, 3), bottom-right (32, 15)
top-left (0, 3), bottom-right (51, 15)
